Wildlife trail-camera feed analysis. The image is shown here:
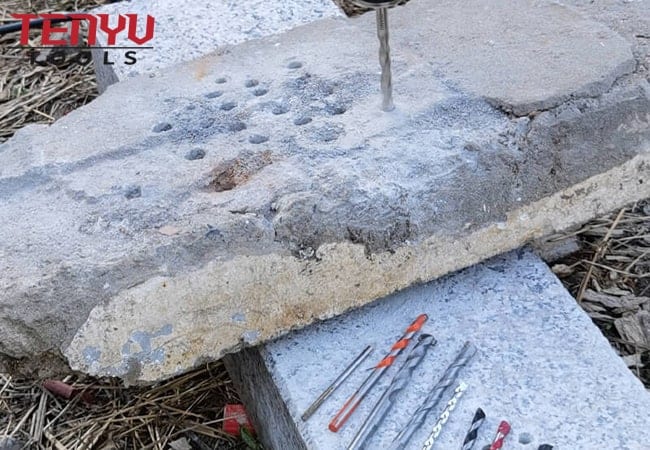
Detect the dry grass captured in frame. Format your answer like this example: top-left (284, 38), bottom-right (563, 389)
top-left (548, 200), bottom-right (650, 388)
top-left (0, 362), bottom-right (248, 449)
top-left (0, 0), bottom-right (109, 143)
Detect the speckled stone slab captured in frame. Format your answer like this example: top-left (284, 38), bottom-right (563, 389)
top-left (227, 251), bottom-right (650, 450)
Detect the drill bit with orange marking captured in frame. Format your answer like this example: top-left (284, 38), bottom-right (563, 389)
top-left (328, 314), bottom-right (428, 432)
top-left (489, 421), bottom-right (511, 450)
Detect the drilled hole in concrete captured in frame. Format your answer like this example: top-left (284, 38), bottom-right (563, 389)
top-left (245, 79), bottom-right (259, 88)
top-left (272, 104), bottom-right (290, 115)
top-left (231, 312), bottom-right (246, 323)
top-left (215, 77), bottom-right (227, 84)
top-left (249, 134), bottom-right (269, 144)
top-left (253, 88), bottom-right (268, 97)
top-left (294, 116), bottom-right (312, 126)
top-left (185, 148), bottom-right (206, 160)
top-left (186, 104), bottom-right (196, 111)
top-left (228, 121), bottom-right (247, 132)
top-left (124, 185), bottom-right (141, 199)
top-left (220, 101), bottom-right (237, 111)
top-left (200, 118), bottom-right (215, 129)
top-left (325, 103), bottom-right (347, 115)
top-left (205, 91), bottom-right (223, 99)
top-left (152, 122), bottom-right (172, 132)
top-left (519, 433), bottom-right (533, 444)
top-left (288, 61), bottom-right (303, 69)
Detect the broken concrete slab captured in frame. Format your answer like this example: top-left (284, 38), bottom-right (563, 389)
top-left (225, 251), bottom-right (650, 450)
top-left (0, 0), bottom-right (649, 381)
top-left (92, 0), bottom-right (342, 90)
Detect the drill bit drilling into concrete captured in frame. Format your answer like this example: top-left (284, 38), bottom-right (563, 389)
top-left (376, 7), bottom-right (394, 111)
top-left (339, 0), bottom-right (412, 111)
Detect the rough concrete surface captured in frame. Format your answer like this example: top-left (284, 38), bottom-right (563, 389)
top-left (0, 0), bottom-right (649, 381)
top-left (92, 0), bottom-right (342, 90)
top-left (225, 251), bottom-right (650, 450)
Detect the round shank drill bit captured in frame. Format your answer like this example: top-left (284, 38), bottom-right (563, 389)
top-left (461, 408), bottom-right (486, 450)
top-left (301, 345), bottom-right (373, 421)
top-left (489, 421), bottom-right (511, 450)
top-left (388, 341), bottom-right (477, 450)
top-left (420, 381), bottom-right (468, 450)
top-left (347, 334), bottom-right (437, 450)
top-left (329, 314), bottom-right (428, 432)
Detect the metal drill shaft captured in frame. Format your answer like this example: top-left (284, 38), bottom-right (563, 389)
top-left (461, 408), bottom-right (486, 450)
top-left (302, 345), bottom-right (373, 421)
top-left (376, 8), bottom-right (394, 111)
top-left (388, 341), bottom-right (477, 450)
top-left (329, 314), bottom-right (428, 432)
top-left (421, 381), bottom-right (468, 450)
top-left (347, 334), bottom-right (437, 450)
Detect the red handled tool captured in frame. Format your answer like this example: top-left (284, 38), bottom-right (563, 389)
top-left (328, 314), bottom-right (428, 432)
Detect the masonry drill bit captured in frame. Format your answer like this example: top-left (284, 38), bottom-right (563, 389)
top-left (347, 334), bottom-right (436, 450)
top-left (375, 7), bottom-right (394, 111)
top-left (329, 314), bottom-right (428, 432)
top-left (461, 408), bottom-right (486, 450)
top-left (340, 0), bottom-right (411, 111)
top-left (388, 341), bottom-right (477, 450)
top-left (302, 345), bottom-right (373, 421)
top-left (489, 421), bottom-right (511, 450)
top-left (421, 381), bottom-right (468, 450)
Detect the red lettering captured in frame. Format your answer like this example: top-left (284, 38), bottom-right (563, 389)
top-left (125, 14), bottom-right (155, 45)
top-left (41, 14), bottom-right (70, 46)
top-left (97, 13), bottom-right (126, 45)
top-left (10, 13), bottom-right (38, 46)
top-left (69, 14), bottom-right (98, 45)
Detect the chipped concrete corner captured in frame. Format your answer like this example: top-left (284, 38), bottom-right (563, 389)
top-left (1, 0), bottom-right (649, 381)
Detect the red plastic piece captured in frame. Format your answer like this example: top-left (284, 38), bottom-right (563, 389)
top-left (223, 404), bottom-right (255, 436)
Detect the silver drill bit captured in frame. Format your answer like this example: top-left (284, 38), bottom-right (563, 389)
top-left (375, 7), bottom-right (394, 111)
top-left (329, 314), bottom-right (428, 432)
top-left (347, 334), bottom-right (437, 450)
top-left (347, 0), bottom-right (402, 111)
top-left (388, 341), bottom-right (477, 450)
top-left (301, 345), bottom-right (373, 421)
top-left (420, 382), bottom-right (468, 450)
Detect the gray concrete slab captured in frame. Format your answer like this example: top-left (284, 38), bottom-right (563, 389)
top-left (0, 0), bottom-right (649, 381)
top-left (225, 251), bottom-right (650, 450)
top-left (92, 0), bottom-right (342, 90)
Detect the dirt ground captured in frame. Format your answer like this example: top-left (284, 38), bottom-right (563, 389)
top-left (0, 1), bottom-right (648, 449)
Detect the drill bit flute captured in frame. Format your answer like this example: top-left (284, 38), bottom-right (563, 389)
top-left (347, 334), bottom-right (437, 450)
top-left (388, 341), bottom-right (477, 450)
top-left (338, 0), bottom-right (411, 111)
